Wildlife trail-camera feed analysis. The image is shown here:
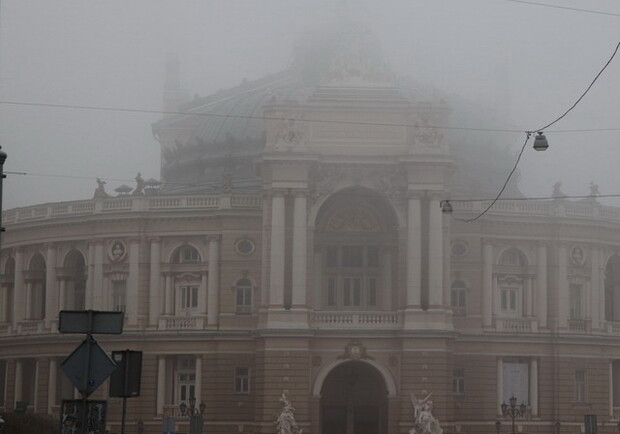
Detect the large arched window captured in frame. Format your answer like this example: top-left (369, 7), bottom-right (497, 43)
top-left (170, 244), bottom-right (203, 316)
top-left (27, 253), bottom-right (46, 320)
top-left (171, 244), bottom-right (201, 264)
top-left (1, 257), bottom-right (15, 323)
top-left (63, 250), bottom-right (86, 310)
top-left (605, 255), bottom-right (620, 322)
top-left (315, 187), bottom-right (397, 311)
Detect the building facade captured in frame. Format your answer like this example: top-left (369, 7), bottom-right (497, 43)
top-left (2, 20), bottom-right (620, 434)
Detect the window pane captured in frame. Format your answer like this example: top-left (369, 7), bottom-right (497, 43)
top-left (367, 246), bottom-right (379, 267)
top-left (352, 278), bottom-right (361, 306)
top-left (326, 247), bottom-right (338, 267)
top-left (342, 246), bottom-right (363, 267)
top-left (503, 361), bottom-right (529, 405)
top-left (368, 278), bottom-right (377, 306)
top-left (343, 278), bottom-right (351, 305)
top-left (327, 278), bottom-right (336, 306)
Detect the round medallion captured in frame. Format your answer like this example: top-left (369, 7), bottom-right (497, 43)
top-left (235, 237), bottom-right (255, 256)
top-left (451, 241), bottom-right (468, 258)
top-left (570, 245), bottom-right (586, 266)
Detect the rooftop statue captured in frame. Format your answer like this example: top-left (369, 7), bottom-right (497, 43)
top-left (133, 173), bottom-right (145, 196)
top-left (410, 393), bottom-right (443, 434)
top-left (93, 178), bottom-right (109, 199)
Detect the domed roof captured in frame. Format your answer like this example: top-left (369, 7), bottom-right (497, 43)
top-left (153, 19), bottom-right (518, 198)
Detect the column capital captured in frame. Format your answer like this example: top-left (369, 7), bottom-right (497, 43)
top-left (481, 238), bottom-right (496, 246)
top-left (407, 191), bottom-right (424, 200)
top-left (206, 235), bottom-right (221, 244)
top-left (292, 189), bottom-right (309, 198)
top-left (88, 238), bottom-right (104, 247)
top-left (128, 237), bottom-right (142, 245)
top-left (44, 243), bottom-right (57, 251)
top-left (13, 246), bottom-right (23, 255)
top-left (149, 236), bottom-right (162, 244)
top-left (270, 188), bottom-right (289, 198)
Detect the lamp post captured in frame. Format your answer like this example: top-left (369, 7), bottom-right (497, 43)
top-left (555, 421), bottom-right (561, 434)
top-left (501, 396), bottom-right (527, 434)
top-left (0, 414), bottom-right (5, 434)
top-left (179, 397), bottom-right (206, 434)
top-left (495, 420), bottom-right (501, 434)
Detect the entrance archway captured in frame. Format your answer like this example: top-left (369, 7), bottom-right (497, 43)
top-left (320, 361), bottom-right (388, 434)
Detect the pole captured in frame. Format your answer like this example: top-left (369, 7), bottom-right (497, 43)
top-left (0, 147), bottom-right (7, 252)
top-left (80, 310), bottom-right (94, 434)
top-left (121, 397), bottom-right (127, 434)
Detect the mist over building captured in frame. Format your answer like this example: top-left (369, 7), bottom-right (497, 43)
top-left (2, 11), bottom-right (620, 434)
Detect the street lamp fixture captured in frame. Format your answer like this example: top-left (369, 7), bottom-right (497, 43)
top-left (501, 396), bottom-right (527, 434)
top-left (555, 421), bottom-right (561, 434)
top-left (617, 419), bottom-right (620, 434)
top-left (495, 420), bottom-right (501, 434)
top-left (179, 397), bottom-right (206, 434)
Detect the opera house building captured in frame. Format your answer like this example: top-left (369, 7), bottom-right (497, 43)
top-left (2, 21), bottom-right (620, 434)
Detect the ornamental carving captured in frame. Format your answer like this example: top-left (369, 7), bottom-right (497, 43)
top-left (108, 240), bottom-right (126, 263)
top-left (339, 340), bottom-right (370, 360)
top-left (327, 206), bottom-right (380, 232)
top-left (275, 115), bottom-right (307, 148)
top-left (408, 112), bottom-right (447, 151)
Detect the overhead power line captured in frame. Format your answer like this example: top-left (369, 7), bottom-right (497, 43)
top-left (506, 0), bottom-right (620, 17)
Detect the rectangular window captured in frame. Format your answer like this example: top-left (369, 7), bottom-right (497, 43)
top-left (503, 360), bottom-right (529, 405)
top-left (451, 289), bottom-right (466, 315)
top-left (327, 278), bottom-right (337, 306)
top-left (235, 367), bottom-right (250, 393)
top-left (453, 368), bottom-right (465, 394)
top-left (342, 246), bottom-right (363, 267)
top-left (368, 278), bottom-right (377, 307)
top-left (501, 288), bottom-right (518, 313)
top-left (236, 287), bottom-right (252, 314)
top-left (569, 284), bottom-right (582, 319)
top-left (180, 285), bottom-right (199, 310)
top-left (343, 278), bottom-right (361, 306)
top-left (367, 246), bottom-right (379, 267)
top-left (575, 369), bottom-right (586, 403)
top-left (112, 280), bottom-right (126, 313)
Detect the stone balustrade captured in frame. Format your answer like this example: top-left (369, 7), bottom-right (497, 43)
top-left (310, 311), bottom-right (402, 329)
top-left (3, 194), bottom-right (262, 225)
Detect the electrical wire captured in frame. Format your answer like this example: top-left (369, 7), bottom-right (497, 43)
top-left (461, 39), bottom-right (620, 222)
top-left (505, 0), bottom-right (620, 17)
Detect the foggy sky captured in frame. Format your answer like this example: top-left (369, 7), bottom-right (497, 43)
top-left (1, 0), bottom-right (619, 210)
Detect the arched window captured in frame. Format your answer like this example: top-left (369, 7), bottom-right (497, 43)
top-left (172, 245), bottom-right (201, 264)
top-left (605, 255), bottom-right (620, 321)
top-left (315, 188), bottom-right (397, 312)
top-left (63, 250), bottom-right (86, 310)
top-left (235, 278), bottom-right (253, 314)
top-left (1, 257), bottom-right (15, 323)
top-left (497, 248), bottom-right (528, 318)
top-left (27, 253), bottom-right (46, 320)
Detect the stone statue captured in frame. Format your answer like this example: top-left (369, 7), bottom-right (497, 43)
top-left (133, 173), bottom-right (145, 196)
top-left (93, 178), bottom-right (109, 199)
top-left (589, 182), bottom-right (600, 197)
top-left (276, 392), bottom-right (302, 434)
top-left (409, 393), bottom-right (442, 434)
top-left (552, 181), bottom-right (565, 198)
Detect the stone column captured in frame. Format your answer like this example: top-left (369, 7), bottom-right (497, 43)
top-left (292, 191), bottom-right (307, 307)
top-left (14, 359), bottom-right (23, 404)
top-left (599, 249), bottom-right (607, 326)
top-left (524, 278), bottom-right (532, 317)
top-left (13, 248), bottom-right (25, 325)
top-left (406, 194), bottom-right (422, 308)
top-left (382, 249), bottom-right (392, 310)
top-left (92, 241), bottom-right (104, 310)
top-left (530, 359), bottom-right (538, 416)
top-left (48, 358), bottom-right (57, 413)
top-left (482, 240), bottom-right (494, 328)
top-left (428, 195), bottom-right (443, 307)
top-left (127, 239), bottom-right (140, 326)
top-left (149, 238), bottom-right (161, 327)
top-left (536, 243), bottom-right (548, 328)
top-left (157, 356), bottom-right (166, 415)
top-left (496, 357), bottom-right (503, 414)
top-left (0, 284), bottom-right (6, 322)
top-left (44, 244), bottom-right (57, 328)
top-left (58, 279), bottom-right (66, 311)
top-left (314, 249), bottom-right (322, 308)
top-left (590, 247), bottom-right (600, 328)
top-left (195, 356), bottom-right (202, 402)
top-left (85, 242), bottom-right (95, 309)
top-left (200, 271), bottom-right (208, 318)
top-left (207, 236), bottom-right (220, 326)
top-left (25, 282), bottom-right (33, 319)
top-left (558, 244), bottom-right (569, 328)
top-left (269, 191), bottom-right (286, 307)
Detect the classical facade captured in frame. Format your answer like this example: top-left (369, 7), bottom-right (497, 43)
top-left (2, 20), bottom-right (620, 434)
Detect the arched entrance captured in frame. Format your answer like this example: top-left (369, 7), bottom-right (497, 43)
top-left (320, 361), bottom-right (388, 434)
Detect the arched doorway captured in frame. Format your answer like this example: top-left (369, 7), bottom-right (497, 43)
top-left (320, 361), bottom-right (388, 434)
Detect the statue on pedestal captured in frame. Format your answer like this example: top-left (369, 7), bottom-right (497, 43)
top-left (276, 392), bottom-right (302, 434)
top-left (409, 393), bottom-right (442, 434)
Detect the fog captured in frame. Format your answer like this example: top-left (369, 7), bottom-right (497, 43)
top-left (1, 0), bottom-right (619, 210)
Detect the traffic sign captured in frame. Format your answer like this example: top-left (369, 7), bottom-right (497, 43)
top-left (60, 337), bottom-right (117, 396)
top-left (59, 310), bottom-right (123, 334)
